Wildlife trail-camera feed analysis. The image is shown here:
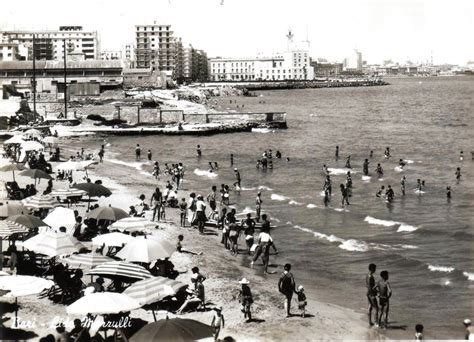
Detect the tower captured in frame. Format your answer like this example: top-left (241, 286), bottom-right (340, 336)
top-left (286, 29), bottom-right (294, 51)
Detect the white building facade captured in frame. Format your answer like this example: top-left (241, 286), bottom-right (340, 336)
top-left (209, 49), bottom-right (314, 81)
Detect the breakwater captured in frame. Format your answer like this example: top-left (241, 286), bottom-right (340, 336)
top-left (233, 79), bottom-right (389, 91)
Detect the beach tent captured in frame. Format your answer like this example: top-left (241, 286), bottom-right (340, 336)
top-left (109, 217), bottom-right (157, 233)
top-left (67, 292), bottom-right (141, 315)
top-left (86, 261), bottom-right (153, 282)
top-left (23, 230), bottom-right (84, 257)
top-left (129, 317), bottom-right (214, 342)
top-left (43, 207), bottom-right (76, 233)
top-left (116, 237), bottom-right (174, 263)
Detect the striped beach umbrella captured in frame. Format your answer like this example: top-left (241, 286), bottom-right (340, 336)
top-left (0, 220), bottom-right (28, 238)
top-left (86, 206), bottom-right (128, 221)
top-left (123, 276), bottom-right (188, 306)
top-left (5, 214), bottom-right (48, 229)
top-left (116, 237), bottom-right (174, 263)
top-left (86, 261), bottom-right (153, 282)
top-left (92, 232), bottom-right (134, 247)
top-left (67, 292), bottom-right (141, 315)
top-left (21, 194), bottom-right (58, 209)
top-left (60, 252), bottom-right (115, 270)
top-left (109, 217), bottom-right (157, 233)
top-left (23, 230), bottom-right (85, 257)
top-left (50, 188), bottom-right (87, 198)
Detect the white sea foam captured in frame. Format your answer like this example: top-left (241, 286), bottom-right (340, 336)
top-left (258, 185), bottom-right (273, 191)
top-left (289, 200), bottom-right (303, 205)
top-left (271, 194), bottom-right (288, 201)
top-left (396, 244), bottom-right (419, 249)
top-left (414, 189), bottom-right (426, 194)
top-left (405, 160), bottom-right (414, 164)
top-left (394, 166), bottom-right (404, 172)
top-left (334, 208), bottom-right (349, 212)
top-left (463, 272), bottom-right (474, 281)
top-left (365, 216), bottom-right (399, 227)
top-left (108, 159), bottom-right (144, 171)
top-left (239, 186), bottom-right (256, 191)
top-left (339, 239), bottom-right (370, 252)
top-left (328, 168), bottom-right (353, 175)
top-left (307, 204), bottom-right (318, 208)
top-left (397, 224), bottom-right (418, 232)
top-left (193, 168), bottom-right (218, 178)
top-left (378, 178), bottom-right (384, 182)
top-left (293, 225), bottom-right (344, 243)
top-left (252, 128), bottom-right (272, 133)
top-left (361, 176), bottom-right (371, 182)
top-left (428, 265), bottom-right (455, 273)
top-left (319, 191), bottom-right (325, 197)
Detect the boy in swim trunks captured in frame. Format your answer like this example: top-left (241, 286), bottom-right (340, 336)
top-left (374, 270), bottom-right (392, 328)
top-left (366, 263), bottom-right (378, 326)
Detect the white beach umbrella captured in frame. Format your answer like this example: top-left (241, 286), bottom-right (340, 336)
top-left (0, 275), bottom-right (54, 297)
top-left (23, 129), bottom-right (42, 138)
top-left (43, 207), bottom-right (76, 233)
top-left (20, 140), bottom-right (44, 151)
top-left (67, 292), bottom-right (141, 315)
top-left (109, 217), bottom-right (158, 233)
top-left (23, 230), bottom-right (85, 257)
top-left (116, 237), bottom-right (174, 263)
top-left (3, 135), bottom-right (25, 145)
top-left (92, 232), bottom-right (134, 247)
top-left (57, 160), bottom-right (86, 171)
top-left (41, 136), bottom-right (60, 145)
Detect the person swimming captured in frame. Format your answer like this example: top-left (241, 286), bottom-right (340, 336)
top-left (446, 186), bottom-right (451, 199)
top-left (460, 151), bottom-right (464, 161)
top-left (401, 176), bottom-right (406, 196)
top-left (398, 159), bottom-right (406, 168)
top-left (214, 162), bottom-right (219, 170)
top-left (275, 150), bottom-right (282, 159)
top-left (384, 147), bottom-right (391, 158)
top-left (455, 167), bottom-right (461, 182)
top-left (375, 163), bottom-right (384, 178)
top-left (417, 179), bottom-right (422, 191)
top-left (335, 146), bottom-right (339, 159)
top-left (370, 150), bottom-right (374, 158)
top-left (324, 175), bottom-right (332, 197)
top-left (196, 145), bottom-right (202, 157)
top-left (208, 162), bottom-right (214, 171)
top-left (322, 164), bottom-right (329, 175)
top-left (385, 185), bottom-right (394, 202)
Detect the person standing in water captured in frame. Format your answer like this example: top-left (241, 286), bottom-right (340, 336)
top-left (135, 144), bottom-right (141, 161)
top-left (147, 149), bottom-right (152, 161)
top-left (455, 167), bottom-right (462, 183)
top-left (370, 150), bottom-right (374, 159)
top-left (242, 213), bottom-right (256, 254)
top-left (446, 186), bottom-right (452, 200)
top-left (401, 176), bottom-right (406, 196)
top-left (385, 185), bottom-right (394, 202)
top-left (366, 263), bottom-right (379, 327)
top-left (230, 153), bottom-right (234, 166)
top-left (335, 146), bottom-right (340, 160)
top-left (384, 147), bottom-right (391, 158)
top-left (460, 151), bottom-right (464, 161)
top-left (233, 168), bottom-right (241, 189)
top-left (345, 155), bottom-right (352, 169)
top-left (340, 184), bottom-right (350, 207)
top-left (363, 159), bottom-right (370, 176)
top-left (255, 191), bottom-right (263, 222)
top-left (324, 175), bottom-right (332, 197)
top-left (197, 145), bottom-right (202, 157)
top-left (375, 163), bottom-right (384, 178)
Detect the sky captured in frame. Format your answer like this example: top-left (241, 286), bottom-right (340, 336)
top-left (1, 0), bottom-right (473, 65)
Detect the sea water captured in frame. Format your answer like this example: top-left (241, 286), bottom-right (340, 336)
top-left (76, 77), bottom-right (473, 338)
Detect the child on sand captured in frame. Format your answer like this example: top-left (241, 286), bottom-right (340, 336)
top-left (238, 278), bottom-right (253, 322)
top-left (211, 306), bottom-right (225, 341)
top-left (296, 285), bottom-right (307, 317)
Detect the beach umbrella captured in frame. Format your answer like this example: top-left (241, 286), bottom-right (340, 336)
top-left (80, 160), bottom-right (98, 169)
top-left (0, 220), bottom-right (28, 238)
top-left (23, 230), bottom-right (85, 257)
top-left (109, 217), bottom-right (158, 233)
top-left (66, 292), bottom-right (141, 315)
top-left (86, 261), bottom-right (153, 282)
top-left (0, 201), bottom-right (25, 218)
top-left (19, 168), bottom-right (52, 185)
top-left (20, 140), bottom-right (44, 152)
top-left (116, 237), bottom-right (174, 263)
top-left (0, 163), bottom-right (26, 182)
top-left (130, 318), bottom-right (214, 342)
top-left (41, 136), bottom-right (59, 145)
top-left (92, 232), bottom-right (134, 247)
top-left (123, 276), bottom-right (188, 306)
top-left (50, 188), bottom-right (87, 198)
top-left (60, 252), bottom-right (115, 270)
top-left (21, 194), bottom-right (58, 209)
top-left (0, 275), bottom-right (55, 321)
top-left (57, 160), bottom-right (86, 171)
top-left (23, 128), bottom-right (43, 138)
top-left (43, 207), bottom-right (76, 233)
top-left (3, 135), bottom-right (25, 145)
top-left (5, 214), bottom-right (48, 229)
top-left (72, 183), bottom-right (112, 198)
top-left (86, 205), bottom-right (128, 222)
